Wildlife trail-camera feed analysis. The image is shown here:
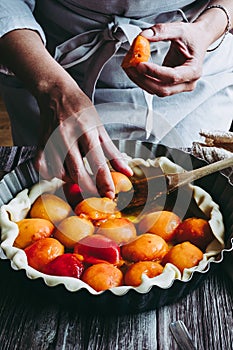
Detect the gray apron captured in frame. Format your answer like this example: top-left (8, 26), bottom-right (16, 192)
top-left (1, 0), bottom-right (233, 146)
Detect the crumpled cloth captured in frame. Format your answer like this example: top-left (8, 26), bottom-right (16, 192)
top-left (0, 146), bottom-right (36, 173)
top-left (191, 130), bottom-right (233, 183)
top-left (191, 130), bottom-right (233, 281)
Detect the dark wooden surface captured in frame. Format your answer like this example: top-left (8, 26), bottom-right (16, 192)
top-left (0, 96), bottom-right (13, 146)
top-left (0, 149), bottom-right (233, 350)
top-left (0, 259), bottom-right (232, 350)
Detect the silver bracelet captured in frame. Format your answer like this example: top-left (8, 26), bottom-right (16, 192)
top-left (198, 4), bottom-right (231, 52)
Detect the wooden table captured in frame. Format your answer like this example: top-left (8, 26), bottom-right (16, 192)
top-left (0, 147), bottom-right (232, 350)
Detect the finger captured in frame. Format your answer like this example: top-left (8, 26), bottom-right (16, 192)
top-left (141, 23), bottom-right (189, 43)
top-left (64, 143), bottom-right (99, 195)
top-left (162, 43), bottom-right (190, 68)
top-left (36, 143), bottom-right (67, 180)
top-left (79, 128), bottom-right (116, 198)
top-left (48, 111), bottom-right (112, 197)
top-left (98, 126), bottom-right (133, 176)
top-left (136, 62), bottom-right (201, 85)
top-left (125, 67), bottom-right (197, 96)
top-left (34, 148), bottom-right (51, 179)
top-left (41, 116), bottom-right (93, 189)
top-left (95, 165), bottom-right (115, 199)
top-left (142, 76), bottom-right (197, 96)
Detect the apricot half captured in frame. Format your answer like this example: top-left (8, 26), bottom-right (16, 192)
top-left (162, 241), bottom-right (203, 273)
top-left (81, 263), bottom-right (123, 291)
top-left (175, 217), bottom-right (214, 251)
top-left (96, 217), bottom-right (137, 245)
top-left (121, 233), bottom-right (169, 262)
top-left (121, 35), bottom-right (150, 68)
top-left (43, 253), bottom-right (84, 278)
top-left (74, 197), bottom-right (121, 222)
top-left (138, 210), bottom-right (181, 242)
top-left (30, 193), bottom-right (72, 225)
top-left (24, 237), bottom-right (64, 272)
top-left (14, 218), bottom-right (54, 249)
top-left (74, 234), bottom-right (121, 265)
top-left (110, 171), bottom-right (132, 194)
top-left (124, 261), bottom-right (163, 287)
top-left (63, 182), bottom-right (83, 207)
top-left (53, 215), bottom-right (94, 249)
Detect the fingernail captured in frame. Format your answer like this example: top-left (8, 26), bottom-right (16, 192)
top-left (142, 28), bottom-right (155, 38)
top-left (126, 166), bottom-right (134, 176)
top-left (106, 191), bottom-right (115, 200)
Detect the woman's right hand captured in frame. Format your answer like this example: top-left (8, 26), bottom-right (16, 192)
top-left (0, 29), bottom-right (133, 198)
top-left (35, 73), bottom-right (133, 199)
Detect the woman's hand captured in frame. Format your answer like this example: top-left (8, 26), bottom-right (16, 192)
top-left (0, 29), bottom-right (133, 199)
top-left (123, 1), bottom-right (233, 97)
top-left (35, 75), bottom-right (133, 199)
top-left (123, 21), bottom-right (210, 97)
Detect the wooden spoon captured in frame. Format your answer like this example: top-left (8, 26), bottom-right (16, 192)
top-left (117, 156), bottom-right (233, 210)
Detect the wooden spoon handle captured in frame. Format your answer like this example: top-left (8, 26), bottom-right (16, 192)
top-left (167, 156), bottom-right (233, 192)
top-left (118, 156), bottom-right (233, 210)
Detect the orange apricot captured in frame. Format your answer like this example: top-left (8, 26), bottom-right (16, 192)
top-left (174, 217), bottom-right (214, 251)
top-left (81, 263), bottom-right (123, 291)
top-left (24, 237), bottom-right (64, 272)
top-left (121, 233), bottom-right (169, 262)
top-left (138, 210), bottom-right (181, 242)
top-left (74, 197), bottom-right (121, 222)
top-left (53, 215), bottom-right (94, 249)
top-left (14, 218), bottom-right (54, 249)
top-left (110, 171), bottom-right (132, 194)
top-left (162, 241), bottom-right (203, 273)
top-left (124, 261), bottom-right (163, 287)
top-left (96, 217), bottom-right (137, 245)
top-left (30, 193), bottom-right (72, 225)
top-left (121, 35), bottom-right (150, 68)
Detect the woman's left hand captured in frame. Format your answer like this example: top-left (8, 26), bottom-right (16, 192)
top-left (123, 22), bottom-right (211, 97)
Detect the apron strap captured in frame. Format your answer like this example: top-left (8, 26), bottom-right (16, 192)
top-left (54, 16), bottom-right (142, 100)
top-left (54, 15), bottom-right (166, 139)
